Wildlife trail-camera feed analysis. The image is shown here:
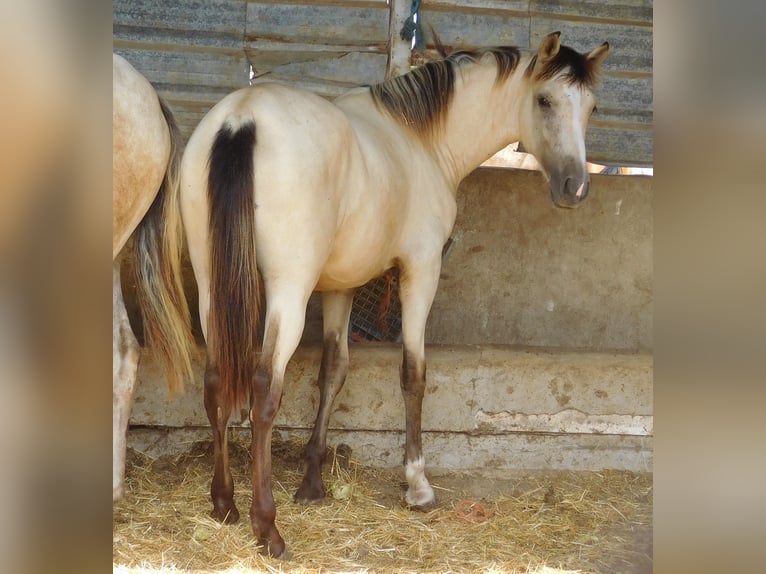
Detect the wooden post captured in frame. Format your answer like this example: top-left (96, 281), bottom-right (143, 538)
top-left (386, 0), bottom-right (412, 79)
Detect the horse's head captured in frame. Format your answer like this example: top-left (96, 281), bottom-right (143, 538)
top-left (519, 32), bottom-right (609, 208)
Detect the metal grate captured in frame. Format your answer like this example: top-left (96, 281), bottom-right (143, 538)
top-left (349, 269), bottom-right (402, 342)
top-left (348, 239), bottom-right (455, 343)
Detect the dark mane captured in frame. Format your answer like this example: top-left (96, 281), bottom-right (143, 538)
top-left (523, 45), bottom-right (599, 88)
top-left (369, 46), bottom-right (521, 139)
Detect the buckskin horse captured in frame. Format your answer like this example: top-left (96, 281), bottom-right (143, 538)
top-left (177, 32), bottom-right (608, 556)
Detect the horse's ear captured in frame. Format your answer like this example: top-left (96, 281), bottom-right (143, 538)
top-left (586, 42), bottom-right (610, 71)
top-left (538, 31), bottom-right (561, 62)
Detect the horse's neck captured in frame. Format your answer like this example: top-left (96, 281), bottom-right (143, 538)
top-left (434, 57), bottom-right (530, 188)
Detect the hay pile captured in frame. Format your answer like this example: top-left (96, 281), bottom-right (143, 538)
top-left (113, 434), bottom-right (652, 573)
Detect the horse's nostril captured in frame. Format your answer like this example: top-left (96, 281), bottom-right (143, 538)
top-left (564, 178), bottom-right (588, 199)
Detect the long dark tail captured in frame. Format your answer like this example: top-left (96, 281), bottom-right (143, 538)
top-left (207, 121), bottom-right (259, 410)
top-left (134, 97), bottom-right (195, 396)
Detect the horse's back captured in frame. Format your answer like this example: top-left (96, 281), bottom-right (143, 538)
top-left (113, 54), bottom-right (171, 258)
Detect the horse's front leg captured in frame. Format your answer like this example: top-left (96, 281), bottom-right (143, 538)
top-left (397, 258), bottom-right (441, 508)
top-left (203, 359), bottom-right (239, 524)
top-left (295, 289), bottom-right (355, 504)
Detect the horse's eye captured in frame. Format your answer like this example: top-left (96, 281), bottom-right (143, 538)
top-left (536, 95), bottom-right (551, 109)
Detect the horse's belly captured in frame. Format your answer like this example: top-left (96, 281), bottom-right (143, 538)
top-left (315, 250), bottom-right (393, 292)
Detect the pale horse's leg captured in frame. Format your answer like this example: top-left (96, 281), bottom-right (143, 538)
top-left (113, 258), bottom-right (140, 501)
top-left (294, 289), bottom-right (355, 503)
top-left (397, 256), bottom-right (442, 507)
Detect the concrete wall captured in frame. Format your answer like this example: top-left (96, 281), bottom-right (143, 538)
top-left (130, 344), bottom-right (652, 472)
top-left (428, 168), bottom-right (652, 351)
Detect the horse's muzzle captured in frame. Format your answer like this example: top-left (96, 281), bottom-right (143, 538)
top-left (552, 177), bottom-right (590, 208)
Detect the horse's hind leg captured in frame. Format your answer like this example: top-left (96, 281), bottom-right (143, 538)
top-left (295, 289), bottom-right (355, 504)
top-left (250, 290), bottom-right (310, 557)
top-left (203, 358), bottom-right (239, 524)
top-left (113, 259), bottom-right (140, 501)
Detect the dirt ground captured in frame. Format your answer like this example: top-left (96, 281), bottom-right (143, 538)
top-left (113, 434), bottom-right (652, 573)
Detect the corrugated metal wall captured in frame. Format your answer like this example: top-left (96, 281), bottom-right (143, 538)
top-left (113, 0), bottom-right (250, 141)
top-left (246, 0), bottom-right (391, 97)
top-left (113, 0), bottom-right (652, 166)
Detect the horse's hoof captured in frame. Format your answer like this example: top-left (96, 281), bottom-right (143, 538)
top-left (293, 480), bottom-right (326, 505)
top-left (404, 485), bottom-right (436, 511)
top-left (265, 546), bottom-right (291, 561)
top-left (294, 493), bottom-right (325, 505)
top-left (211, 505), bottom-right (240, 524)
top-left (405, 498), bottom-right (438, 512)
top-left (258, 534), bottom-right (287, 559)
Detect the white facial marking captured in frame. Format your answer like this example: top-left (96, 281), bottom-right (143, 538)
top-left (529, 77), bottom-right (594, 176)
top-left (575, 181), bottom-right (585, 198)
